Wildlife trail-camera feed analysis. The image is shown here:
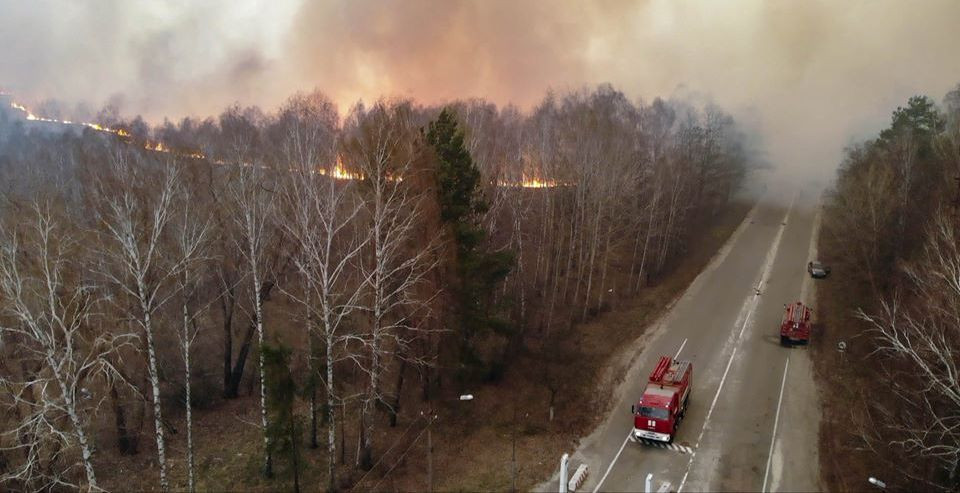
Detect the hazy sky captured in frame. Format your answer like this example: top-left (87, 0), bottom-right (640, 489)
top-left (2, 0), bottom-right (959, 178)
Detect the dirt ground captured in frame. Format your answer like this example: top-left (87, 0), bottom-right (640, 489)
top-left (92, 202), bottom-right (751, 492)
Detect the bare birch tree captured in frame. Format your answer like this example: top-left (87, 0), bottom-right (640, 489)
top-left (93, 152), bottom-right (186, 491)
top-left (343, 101), bottom-right (438, 469)
top-left (173, 204), bottom-right (212, 493)
top-left (857, 211), bottom-right (960, 487)
top-left (227, 163), bottom-right (278, 478)
top-left (283, 159), bottom-right (367, 491)
top-left (0, 203), bottom-right (129, 491)
top-left (275, 90), bottom-right (339, 450)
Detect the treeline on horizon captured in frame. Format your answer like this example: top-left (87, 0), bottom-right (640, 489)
top-left (0, 84), bottom-right (756, 491)
top-left (822, 83), bottom-right (960, 490)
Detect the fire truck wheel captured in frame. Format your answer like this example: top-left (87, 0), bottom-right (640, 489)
top-left (780, 335), bottom-right (789, 346)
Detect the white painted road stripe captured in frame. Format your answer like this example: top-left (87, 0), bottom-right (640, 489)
top-left (629, 437), bottom-right (694, 455)
top-left (677, 197), bottom-right (795, 493)
top-left (674, 338), bottom-right (688, 359)
top-left (592, 430), bottom-right (632, 493)
top-left (763, 357), bottom-right (790, 492)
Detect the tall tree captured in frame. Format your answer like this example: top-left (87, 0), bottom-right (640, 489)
top-left (173, 203), bottom-right (212, 493)
top-left (282, 159), bottom-right (367, 491)
top-left (344, 100), bottom-right (438, 469)
top-left (93, 151), bottom-right (185, 492)
top-left (227, 164), bottom-right (279, 478)
top-left (0, 202), bottom-right (130, 491)
top-left (275, 90), bottom-right (339, 450)
top-left (427, 108), bottom-right (514, 383)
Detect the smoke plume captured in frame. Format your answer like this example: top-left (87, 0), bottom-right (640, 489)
top-left (2, 0), bottom-right (959, 178)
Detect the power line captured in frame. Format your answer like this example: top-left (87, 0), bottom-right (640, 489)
top-left (368, 417), bottom-right (433, 492)
top-left (350, 414), bottom-right (425, 491)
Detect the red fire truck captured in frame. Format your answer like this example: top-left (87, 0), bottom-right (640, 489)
top-left (632, 356), bottom-right (692, 443)
top-left (780, 301), bottom-right (812, 345)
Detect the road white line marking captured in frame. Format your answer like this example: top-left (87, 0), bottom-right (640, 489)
top-left (632, 438), bottom-right (693, 455)
top-left (592, 430), bottom-right (632, 493)
top-left (800, 204), bottom-right (823, 305)
top-left (674, 338), bottom-right (688, 359)
top-left (677, 197), bottom-right (795, 493)
top-left (763, 357), bottom-right (790, 492)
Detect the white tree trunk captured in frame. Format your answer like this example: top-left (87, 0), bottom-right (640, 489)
top-left (141, 295), bottom-right (170, 492)
top-left (326, 328), bottom-right (337, 491)
top-left (182, 302), bottom-right (196, 493)
top-left (581, 200), bottom-right (604, 320)
top-left (50, 359), bottom-right (99, 491)
top-left (250, 255), bottom-right (271, 476)
top-left (635, 187), bottom-right (660, 292)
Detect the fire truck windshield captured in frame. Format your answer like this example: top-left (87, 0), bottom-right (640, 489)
top-left (638, 406), bottom-right (669, 420)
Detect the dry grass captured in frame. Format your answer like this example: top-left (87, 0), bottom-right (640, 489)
top-left (810, 256), bottom-right (873, 492)
top-left (812, 230), bottom-right (932, 491)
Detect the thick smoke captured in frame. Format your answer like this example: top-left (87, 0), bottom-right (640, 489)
top-left (0, 0), bottom-right (298, 120)
top-left (2, 0), bottom-right (959, 179)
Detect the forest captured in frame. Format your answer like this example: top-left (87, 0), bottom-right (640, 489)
top-left (819, 84), bottom-right (960, 491)
top-left (0, 84), bottom-right (754, 491)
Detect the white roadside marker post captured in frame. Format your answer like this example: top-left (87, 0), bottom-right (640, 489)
top-left (645, 473), bottom-right (653, 493)
top-left (559, 454), bottom-right (569, 493)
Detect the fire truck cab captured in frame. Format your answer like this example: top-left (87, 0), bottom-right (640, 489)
top-left (632, 356), bottom-right (692, 443)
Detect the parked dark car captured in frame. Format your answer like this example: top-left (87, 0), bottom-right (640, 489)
top-left (807, 261), bottom-right (830, 278)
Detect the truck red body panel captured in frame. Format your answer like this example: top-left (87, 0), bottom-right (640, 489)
top-left (632, 356), bottom-right (692, 442)
top-left (780, 301), bottom-right (812, 345)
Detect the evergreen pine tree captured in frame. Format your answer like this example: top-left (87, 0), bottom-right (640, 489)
top-left (426, 108), bottom-right (514, 383)
top-left (262, 342), bottom-right (303, 492)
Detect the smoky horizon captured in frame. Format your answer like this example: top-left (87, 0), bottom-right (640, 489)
top-left (3, 3), bottom-right (960, 492)
top-left (2, 1), bottom-right (960, 181)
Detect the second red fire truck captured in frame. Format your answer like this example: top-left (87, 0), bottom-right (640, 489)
top-left (780, 301), bottom-right (812, 345)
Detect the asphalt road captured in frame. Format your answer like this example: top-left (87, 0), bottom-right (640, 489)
top-left (551, 182), bottom-right (824, 493)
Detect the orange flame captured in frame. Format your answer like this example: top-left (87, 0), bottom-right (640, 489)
top-left (10, 100), bottom-right (133, 137)
top-left (145, 141), bottom-right (168, 152)
top-left (520, 177), bottom-right (559, 188)
top-left (319, 156), bottom-right (363, 180)
top-left (498, 173), bottom-right (566, 188)
top-left (7, 95), bottom-right (569, 188)
top-left (7, 98), bottom-right (210, 158)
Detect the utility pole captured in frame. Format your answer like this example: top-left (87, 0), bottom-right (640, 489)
top-left (511, 401), bottom-right (529, 492)
top-left (425, 395), bottom-right (472, 492)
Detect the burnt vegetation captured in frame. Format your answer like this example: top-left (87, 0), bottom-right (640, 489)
top-left (0, 84), bottom-right (754, 491)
